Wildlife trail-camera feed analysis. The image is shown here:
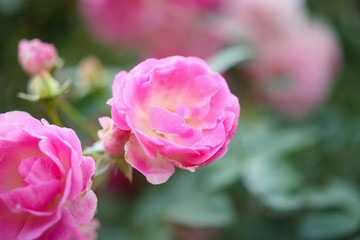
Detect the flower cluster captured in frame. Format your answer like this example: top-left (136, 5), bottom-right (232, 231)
top-left (4, 37), bottom-right (241, 239)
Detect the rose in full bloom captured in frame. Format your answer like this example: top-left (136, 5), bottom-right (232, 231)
top-left (18, 39), bottom-right (58, 75)
top-left (78, 0), bottom-right (223, 58)
top-left (0, 111), bottom-right (97, 240)
top-left (108, 56), bottom-right (240, 184)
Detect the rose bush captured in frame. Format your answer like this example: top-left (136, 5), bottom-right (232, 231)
top-left (18, 39), bottom-right (58, 76)
top-left (108, 56), bottom-right (240, 184)
top-left (0, 111), bottom-right (97, 240)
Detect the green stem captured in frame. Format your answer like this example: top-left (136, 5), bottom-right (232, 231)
top-left (43, 99), bottom-right (63, 127)
top-left (57, 98), bottom-right (98, 141)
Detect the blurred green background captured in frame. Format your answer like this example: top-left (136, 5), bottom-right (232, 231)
top-left (1, 0), bottom-right (360, 239)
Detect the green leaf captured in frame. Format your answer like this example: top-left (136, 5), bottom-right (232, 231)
top-left (299, 180), bottom-right (360, 240)
top-left (242, 156), bottom-right (304, 211)
top-left (207, 45), bottom-right (254, 74)
top-left (116, 157), bottom-right (133, 183)
top-left (132, 171), bottom-right (234, 229)
top-left (300, 212), bottom-right (357, 240)
top-left (83, 141), bottom-right (104, 156)
top-left (17, 92), bottom-right (40, 102)
top-left (201, 131), bottom-right (243, 191)
top-left (164, 192), bottom-right (234, 228)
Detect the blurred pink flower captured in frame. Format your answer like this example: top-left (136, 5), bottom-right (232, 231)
top-left (246, 22), bottom-right (340, 116)
top-left (223, 0), bottom-right (340, 117)
top-left (18, 39), bottom-right (58, 75)
top-left (0, 111), bottom-right (97, 240)
top-left (98, 116), bottom-right (130, 157)
top-left (108, 56), bottom-right (240, 184)
top-left (78, 0), bottom-right (223, 58)
top-left (223, 0), bottom-right (306, 43)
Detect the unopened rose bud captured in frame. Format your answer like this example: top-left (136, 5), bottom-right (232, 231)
top-left (98, 117), bottom-right (130, 157)
top-left (29, 71), bottom-right (60, 99)
top-left (18, 39), bottom-right (58, 75)
top-left (77, 56), bottom-right (104, 87)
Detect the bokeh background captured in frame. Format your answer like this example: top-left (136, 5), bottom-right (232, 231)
top-left (1, 0), bottom-right (360, 239)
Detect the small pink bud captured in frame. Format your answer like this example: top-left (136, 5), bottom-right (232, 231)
top-left (18, 39), bottom-right (58, 75)
top-left (98, 117), bottom-right (130, 157)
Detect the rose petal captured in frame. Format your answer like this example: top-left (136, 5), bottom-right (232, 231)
top-left (0, 199), bottom-right (28, 239)
top-left (125, 134), bottom-right (175, 184)
top-left (65, 190), bottom-right (97, 226)
top-left (10, 180), bottom-right (62, 210)
top-left (149, 107), bottom-right (185, 134)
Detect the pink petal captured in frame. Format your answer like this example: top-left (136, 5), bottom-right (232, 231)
top-left (112, 71), bottom-right (127, 97)
top-left (175, 104), bottom-right (187, 118)
top-left (0, 150), bottom-right (23, 192)
top-left (18, 157), bottom-right (61, 186)
top-left (0, 111), bottom-right (32, 124)
top-left (80, 157), bottom-right (95, 191)
top-left (17, 171), bottom-right (73, 239)
top-left (10, 180), bottom-right (62, 210)
top-left (124, 134), bottom-right (175, 184)
top-left (66, 190), bottom-right (97, 226)
top-left (38, 138), bottom-right (67, 175)
top-left (72, 218), bottom-right (100, 240)
top-left (37, 208), bottom-right (74, 240)
top-left (149, 107), bottom-right (185, 134)
top-left (0, 199), bottom-right (29, 239)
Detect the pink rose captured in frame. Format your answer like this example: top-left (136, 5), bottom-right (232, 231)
top-left (78, 0), bottom-right (223, 58)
top-left (98, 116), bottom-right (130, 157)
top-left (108, 56), bottom-right (240, 184)
top-left (0, 111), bottom-right (97, 240)
top-left (18, 39), bottom-right (58, 75)
top-left (78, 0), bottom-right (142, 47)
top-left (245, 22), bottom-right (340, 117)
top-left (222, 0), bottom-right (340, 116)
top-left (223, 0), bottom-right (306, 43)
